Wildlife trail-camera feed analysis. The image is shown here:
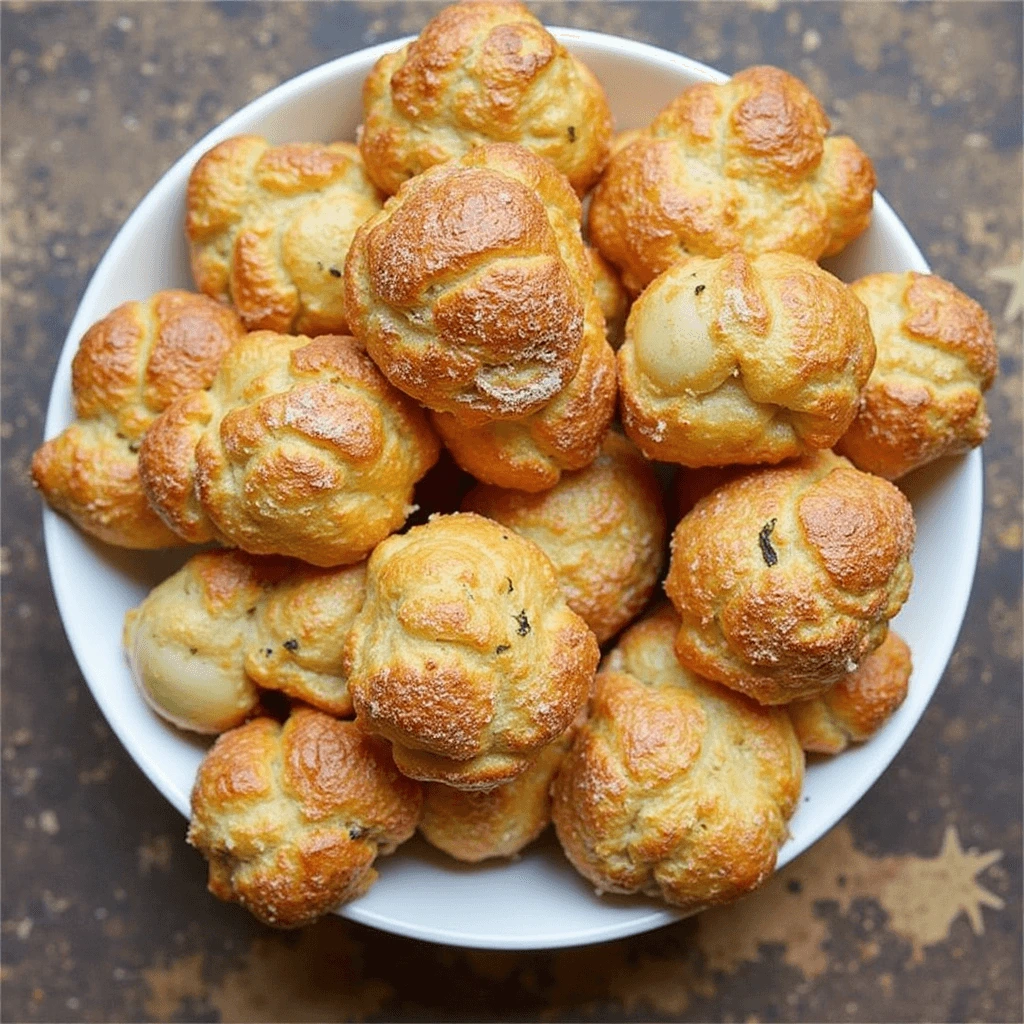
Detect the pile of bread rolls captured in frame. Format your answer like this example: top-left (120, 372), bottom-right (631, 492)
top-left (33, 0), bottom-right (997, 929)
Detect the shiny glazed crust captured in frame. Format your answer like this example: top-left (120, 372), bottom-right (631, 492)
top-left (359, 0), bottom-right (612, 196)
top-left (31, 291), bottom-right (244, 548)
top-left (836, 272), bottom-right (998, 479)
top-left (137, 333), bottom-right (439, 566)
top-left (463, 433), bottom-right (666, 643)
top-left (187, 710), bottom-right (422, 928)
top-left (789, 630), bottom-right (912, 754)
top-left (186, 136), bottom-right (382, 334)
top-left (419, 727), bottom-right (572, 862)
top-left (664, 451), bottom-right (915, 704)
top-left (344, 143), bottom-right (599, 422)
top-left (344, 512), bottom-right (599, 789)
top-left (619, 252), bottom-right (875, 466)
top-left (430, 324), bottom-right (617, 491)
top-left (551, 607), bottom-right (803, 911)
top-left (589, 66), bottom-right (876, 293)
top-left (122, 550), bottom-right (367, 732)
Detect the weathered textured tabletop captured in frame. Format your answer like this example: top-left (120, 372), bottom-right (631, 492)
top-left (2, 3), bottom-right (1021, 1021)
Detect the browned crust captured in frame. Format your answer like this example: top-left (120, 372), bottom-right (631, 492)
top-left (31, 291), bottom-right (244, 548)
top-left (588, 65), bottom-right (876, 294)
top-left (664, 450), bottom-right (915, 704)
top-left (187, 709), bottom-right (422, 928)
top-left (345, 142), bottom-right (598, 423)
top-left (358, 0), bottom-right (611, 196)
top-left (836, 272), bottom-right (998, 479)
top-left (430, 325), bottom-right (617, 492)
top-left (462, 433), bottom-right (666, 643)
top-left (138, 332), bottom-right (439, 566)
top-left (618, 251), bottom-right (875, 467)
top-left (344, 512), bottom-right (599, 789)
top-left (186, 135), bottom-right (382, 334)
top-left (789, 631), bottom-right (912, 754)
top-left (551, 607), bottom-right (803, 911)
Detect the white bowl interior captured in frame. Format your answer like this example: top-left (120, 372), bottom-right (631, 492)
top-left (42, 30), bottom-right (981, 950)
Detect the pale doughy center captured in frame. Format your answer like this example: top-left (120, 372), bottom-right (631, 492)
top-left (131, 632), bottom-right (255, 732)
top-left (632, 284), bottom-right (722, 393)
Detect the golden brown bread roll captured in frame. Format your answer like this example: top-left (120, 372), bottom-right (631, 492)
top-left (589, 66), bottom-right (876, 294)
top-left (31, 291), bottom-right (244, 548)
top-left (344, 512), bottom-right (599, 790)
top-left (419, 726), bottom-right (573, 862)
top-left (665, 451), bottom-right (915, 705)
top-left (789, 630), bottom-right (911, 754)
top-left (188, 709), bottom-right (422, 927)
top-left (551, 607), bottom-right (803, 911)
top-left (344, 143), bottom-right (599, 422)
top-left (587, 246), bottom-right (629, 350)
top-left (138, 332), bottom-right (439, 566)
top-left (186, 136), bottom-right (382, 334)
top-left (429, 325), bottom-right (617, 491)
top-left (619, 252), bottom-right (875, 466)
top-left (462, 433), bottom-right (666, 643)
top-left (244, 560), bottom-right (367, 716)
top-left (835, 272), bottom-right (998, 479)
top-left (123, 550), bottom-right (367, 732)
top-left (359, 0), bottom-right (612, 196)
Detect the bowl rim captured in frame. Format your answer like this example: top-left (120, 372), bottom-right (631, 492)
top-left (40, 26), bottom-right (982, 950)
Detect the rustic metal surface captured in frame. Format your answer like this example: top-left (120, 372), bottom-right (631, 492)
top-left (1, 2), bottom-right (1021, 1021)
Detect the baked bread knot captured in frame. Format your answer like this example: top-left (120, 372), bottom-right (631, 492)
top-left (359, 0), bottom-right (612, 196)
top-left (138, 332), bottom-right (439, 566)
top-left (665, 451), bottom-right (915, 704)
top-left (419, 725), bottom-right (573, 862)
top-left (124, 550), bottom-right (367, 732)
top-left (31, 291), bottom-right (243, 548)
top-left (344, 143), bottom-right (599, 423)
top-left (551, 606), bottom-right (803, 911)
top-left (789, 630), bottom-right (911, 754)
top-left (430, 325), bottom-right (617, 491)
top-left (836, 272), bottom-right (998, 479)
top-left (463, 433), bottom-right (666, 643)
top-left (188, 709), bottom-right (422, 928)
top-left (587, 247), bottom-right (629, 350)
top-left (186, 136), bottom-right (382, 334)
top-left (344, 512), bottom-right (599, 789)
top-left (620, 252), bottom-right (875, 466)
top-left (589, 65), bottom-right (876, 294)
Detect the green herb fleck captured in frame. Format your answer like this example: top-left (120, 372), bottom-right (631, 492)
top-left (758, 519), bottom-right (778, 567)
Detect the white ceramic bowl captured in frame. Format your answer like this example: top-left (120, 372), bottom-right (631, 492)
top-left (41, 30), bottom-right (981, 950)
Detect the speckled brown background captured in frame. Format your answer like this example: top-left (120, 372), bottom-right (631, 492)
top-left (2, 2), bottom-right (1021, 1021)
